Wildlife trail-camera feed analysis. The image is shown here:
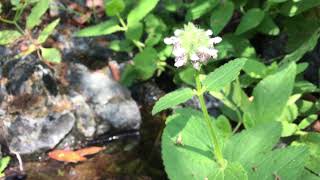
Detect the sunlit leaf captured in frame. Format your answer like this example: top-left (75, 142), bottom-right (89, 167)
top-left (105, 0), bottom-right (125, 16)
top-left (235, 8), bottom-right (265, 35)
top-left (75, 19), bottom-right (123, 37)
top-left (0, 30), bottom-right (22, 45)
top-left (210, 1), bottom-right (234, 35)
top-left (203, 58), bottom-right (247, 92)
top-left (37, 18), bottom-right (60, 44)
top-left (26, 0), bottom-right (50, 29)
top-left (152, 88), bottom-right (194, 115)
top-left (41, 47), bottom-right (61, 63)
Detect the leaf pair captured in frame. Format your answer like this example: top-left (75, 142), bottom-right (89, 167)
top-left (152, 58), bottom-right (247, 115)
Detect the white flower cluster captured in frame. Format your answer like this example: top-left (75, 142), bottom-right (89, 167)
top-left (164, 23), bottom-right (222, 70)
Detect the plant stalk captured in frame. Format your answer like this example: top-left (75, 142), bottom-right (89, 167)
top-left (195, 72), bottom-right (225, 167)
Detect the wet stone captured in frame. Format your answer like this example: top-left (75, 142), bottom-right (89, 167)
top-left (4, 113), bottom-right (75, 154)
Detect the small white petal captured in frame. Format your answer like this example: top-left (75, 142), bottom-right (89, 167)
top-left (192, 62), bottom-right (201, 70)
top-left (198, 46), bottom-right (208, 53)
top-left (190, 53), bottom-right (200, 61)
top-left (174, 29), bottom-right (183, 36)
top-left (173, 47), bottom-right (185, 57)
top-left (207, 48), bottom-right (218, 57)
top-left (210, 37), bottom-right (222, 44)
top-left (164, 37), bottom-right (173, 44)
top-left (174, 56), bottom-right (187, 67)
top-left (206, 30), bottom-right (213, 36)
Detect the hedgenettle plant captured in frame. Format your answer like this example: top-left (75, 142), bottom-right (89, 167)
top-left (152, 23), bottom-right (310, 180)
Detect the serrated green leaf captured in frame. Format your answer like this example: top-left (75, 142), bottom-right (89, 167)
top-left (105, 0), bottom-right (125, 16)
top-left (202, 58), bottom-right (247, 92)
top-left (210, 1), bottom-right (234, 35)
top-left (281, 121), bottom-right (298, 137)
top-left (296, 62), bottom-right (309, 74)
top-left (0, 30), bottom-right (22, 45)
top-left (134, 47), bottom-right (158, 80)
top-left (243, 58), bottom-right (267, 79)
top-left (298, 133), bottom-right (320, 175)
top-left (298, 114), bottom-right (317, 130)
top-left (224, 122), bottom-right (282, 165)
top-left (152, 88), bottom-right (194, 115)
top-left (127, 0), bottom-right (160, 25)
top-left (0, 156), bottom-right (10, 177)
top-left (235, 8), bottom-right (265, 35)
top-left (162, 108), bottom-right (248, 180)
top-left (220, 34), bottom-right (256, 58)
top-left (41, 47), bottom-right (61, 63)
top-left (37, 18), bottom-right (60, 44)
top-left (297, 100), bottom-right (316, 116)
top-left (215, 115), bottom-right (232, 138)
top-left (75, 19), bottom-right (123, 37)
top-left (144, 14), bottom-right (167, 47)
top-left (186, 0), bottom-right (219, 21)
top-left (26, 0), bottom-right (50, 29)
top-left (300, 169), bottom-right (320, 180)
top-left (120, 64), bottom-right (137, 86)
top-left (280, 0), bottom-right (320, 17)
top-left (125, 22), bottom-right (143, 41)
top-left (257, 14), bottom-right (280, 36)
top-left (248, 146), bottom-right (308, 180)
top-left (280, 103), bottom-right (298, 123)
top-left (207, 162), bottom-right (248, 180)
top-left (294, 81), bottom-right (319, 94)
top-left (243, 63), bottom-right (296, 127)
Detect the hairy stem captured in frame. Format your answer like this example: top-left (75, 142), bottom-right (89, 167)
top-left (195, 72), bottom-right (225, 167)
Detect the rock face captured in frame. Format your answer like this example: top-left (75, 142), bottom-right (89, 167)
top-left (0, 54), bottom-right (141, 155)
top-left (68, 63), bottom-right (141, 134)
top-left (4, 113), bottom-right (75, 154)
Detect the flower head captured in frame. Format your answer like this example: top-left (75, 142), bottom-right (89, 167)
top-left (164, 23), bottom-right (221, 70)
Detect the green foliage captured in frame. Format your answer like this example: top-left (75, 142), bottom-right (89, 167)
top-left (224, 122), bottom-right (308, 180)
top-left (202, 58), bottom-right (247, 92)
top-left (186, 0), bottom-right (219, 21)
top-left (127, 0), bottom-right (160, 24)
top-left (0, 0), bottom-right (61, 63)
top-left (0, 30), bottom-right (22, 45)
top-left (243, 63), bottom-right (296, 127)
top-left (37, 18), bottom-right (60, 44)
top-left (280, 0), bottom-right (320, 17)
top-left (40, 47), bottom-right (62, 63)
top-left (26, 0), bottom-right (50, 29)
top-left (75, 19), bottom-right (123, 37)
top-left (105, 0), bottom-right (125, 16)
top-left (152, 88), bottom-right (194, 115)
top-left (162, 108), bottom-right (248, 180)
top-left (235, 8), bottom-right (265, 35)
top-left (210, 1), bottom-right (234, 35)
top-left (0, 156), bottom-right (10, 177)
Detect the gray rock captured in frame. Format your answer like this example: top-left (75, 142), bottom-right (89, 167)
top-left (70, 93), bottom-right (96, 137)
top-left (4, 113), bottom-right (75, 154)
top-left (68, 63), bottom-right (141, 134)
top-left (94, 100), bottom-right (141, 130)
top-left (0, 53), bottom-right (141, 155)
